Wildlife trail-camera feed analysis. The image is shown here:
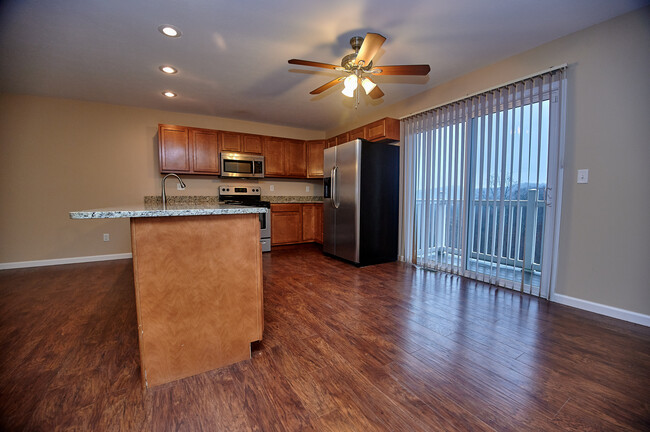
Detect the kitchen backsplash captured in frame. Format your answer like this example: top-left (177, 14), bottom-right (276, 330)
top-left (144, 195), bottom-right (323, 205)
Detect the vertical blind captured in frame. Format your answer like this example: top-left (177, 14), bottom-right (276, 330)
top-left (400, 69), bottom-right (566, 298)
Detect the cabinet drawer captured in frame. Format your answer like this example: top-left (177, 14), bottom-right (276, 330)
top-left (271, 203), bottom-right (302, 213)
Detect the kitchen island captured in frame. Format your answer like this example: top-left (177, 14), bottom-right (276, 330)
top-left (70, 202), bottom-right (266, 388)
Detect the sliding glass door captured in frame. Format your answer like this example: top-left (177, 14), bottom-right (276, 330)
top-left (467, 91), bottom-right (551, 294)
top-left (402, 70), bottom-right (565, 299)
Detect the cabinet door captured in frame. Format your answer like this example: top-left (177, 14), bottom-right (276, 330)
top-left (284, 139), bottom-right (306, 177)
top-left (271, 204), bottom-right (302, 245)
top-left (263, 137), bottom-right (285, 176)
top-left (242, 134), bottom-right (263, 154)
top-left (366, 118), bottom-right (400, 142)
top-left (220, 131), bottom-right (242, 152)
top-left (348, 127), bottom-right (365, 141)
top-left (192, 129), bottom-right (220, 174)
top-left (159, 124), bottom-right (190, 172)
top-left (316, 203), bottom-right (323, 244)
top-left (302, 204), bottom-right (323, 242)
top-left (336, 132), bottom-right (350, 145)
top-left (306, 140), bottom-right (326, 178)
top-left (326, 137), bottom-right (337, 148)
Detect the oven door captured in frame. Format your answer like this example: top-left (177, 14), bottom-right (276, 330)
top-left (259, 210), bottom-right (270, 239)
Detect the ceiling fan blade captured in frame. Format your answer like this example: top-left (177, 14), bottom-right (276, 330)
top-left (368, 85), bottom-right (384, 99)
top-left (289, 59), bottom-right (340, 70)
top-left (310, 77), bottom-right (345, 94)
top-left (355, 33), bottom-right (386, 66)
top-left (371, 64), bottom-right (431, 76)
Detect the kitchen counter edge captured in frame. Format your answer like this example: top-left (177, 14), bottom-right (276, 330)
top-left (70, 204), bottom-right (267, 219)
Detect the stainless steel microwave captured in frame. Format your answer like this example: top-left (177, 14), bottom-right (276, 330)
top-left (220, 152), bottom-right (264, 178)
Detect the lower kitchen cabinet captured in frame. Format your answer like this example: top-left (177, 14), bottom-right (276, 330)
top-left (271, 203), bottom-right (323, 246)
top-left (271, 204), bottom-right (302, 245)
top-left (302, 203), bottom-right (323, 243)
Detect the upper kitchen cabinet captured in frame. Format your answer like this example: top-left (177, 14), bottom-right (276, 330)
top-left (336, 132), bottom-right (350, 145)
top-left (263, 137), bottom-right (306, 178)
top-left (365, 118), bottom-right (400, 142)
top-left (326, 137), bottom-right (337, 148)
top-left (284, 139), bottom-right (307, 177)
top-left (262, 137), bottom-right (285, 176)
top-left (348, 126), bottom-right (365, 141)
top-left (306, 140), bottom-right (326, 178)
top-left (159, 124), bottom-right (220, 175)
top-left (242, 134), bottom-right (263, 154)
top-left (219, 131), bottom-right (242, 152)
top-left (191, 128), bottom-right (220, 174)
top-left (159, 124), bottom-right (191, 173)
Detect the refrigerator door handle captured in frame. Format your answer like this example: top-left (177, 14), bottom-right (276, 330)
top-left (332, 166), bottom-right (340, 209)
top-left (329, 167), bottom-right (335, 208)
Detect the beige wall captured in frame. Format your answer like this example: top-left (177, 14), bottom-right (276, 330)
top-left (340, 7), bottom-right (649, 315)
top-left (0, 97), bottom-right (324, 263)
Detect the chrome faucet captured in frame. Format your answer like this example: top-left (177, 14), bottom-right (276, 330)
top-left (161, 173), bottom-right (186, 208)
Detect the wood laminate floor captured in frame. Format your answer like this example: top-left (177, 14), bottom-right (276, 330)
top-left (0, 244), bottom-right (648, 431)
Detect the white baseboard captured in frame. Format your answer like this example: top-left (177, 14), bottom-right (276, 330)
top-left (0, 253), bottom-right (132, 270)
top-left (552, 293), bottom-right (650, 327)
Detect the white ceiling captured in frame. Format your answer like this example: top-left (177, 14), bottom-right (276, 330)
top-left (1, 0), bottom-right (647, 131)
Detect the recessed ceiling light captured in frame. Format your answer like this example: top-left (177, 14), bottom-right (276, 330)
top-left (158, 25), bottom-right (182, 38)
top-left (162, 91), bottom-right (177, 98)
top-left (159, 65), bottom-right (178, 74)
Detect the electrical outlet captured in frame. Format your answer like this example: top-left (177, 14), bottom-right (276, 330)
top-left (270, 185), bottom-right (274, 192)
top-left (306, 185), bottom-right (310, 192)
top-left (177, 183), bottom-right (185, 190)
top-left (103, 233), bottom-right (110, 242)
top-left (577, 169), bottom-right (589, 184)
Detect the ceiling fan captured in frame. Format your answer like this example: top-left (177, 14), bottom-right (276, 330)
top-left (289, 33), bottom-right (430, 102)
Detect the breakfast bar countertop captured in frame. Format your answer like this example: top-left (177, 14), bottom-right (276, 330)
top-left (69, 202), bottom-right (267, 219)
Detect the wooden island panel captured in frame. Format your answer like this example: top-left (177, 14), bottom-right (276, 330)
top-left (130, 214), bottom-right (263, 388)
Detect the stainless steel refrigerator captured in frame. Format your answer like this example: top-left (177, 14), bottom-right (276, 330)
top-left (323, 139), bottom-right (399, 266)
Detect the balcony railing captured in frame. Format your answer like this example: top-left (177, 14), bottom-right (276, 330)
top-left (414, 188), bottom-right (545, 284)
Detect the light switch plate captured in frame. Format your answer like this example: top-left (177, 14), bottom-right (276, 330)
top-left (577, 169), bottom-right (589, 184)
top-left (306, 185), bottom-right (310, 192)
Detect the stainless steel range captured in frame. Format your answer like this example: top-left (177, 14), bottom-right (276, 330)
top-left (219, 185), bottom-right (271, 252)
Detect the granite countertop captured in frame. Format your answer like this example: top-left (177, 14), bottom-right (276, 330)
top-left (265, 196), bottom-right (324, 204)
top-left (70, 202), bottom-right (267, 219)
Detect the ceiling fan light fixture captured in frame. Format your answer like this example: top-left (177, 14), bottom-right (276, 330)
top-left (341, 87), bottom-right (355, 98)
top-left (361, 77), bottom-right (376, 95)
top-left (341, 75), bottom-right (358, 98)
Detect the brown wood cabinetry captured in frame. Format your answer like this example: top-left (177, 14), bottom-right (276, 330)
top-left (306, 140), bottom-right (326, 178)
top-left (271, 203), bottom-right (323, 246)
top-left (159, 124), bottom-right (219, 175)
top-left (365, 117), bottom-right (400, 142)
top-left (263, 138), bottom-right (306, 178)
top-left (262, 137), bottom-right (285, 176)
top-left (242, 134), bottom-right (263, 154)
top-left (191, 129), bottom-right (220, 174)
top-left (219, 131), bottom-right (242, 152)
top-left (159, 117), bottom-right (399, 177)
top-left (271, 204), bottom-right (303, 245)
top-left (284, 140), bottom-right (307, 177)
top-left (348, 126), bottom-right (366, 141)
top-left (336, 132), bottom-right (350, 145)
top-left (159, 125), bottom-right (191, 173)
top-left (302, 203), bottom-right (323, 243)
